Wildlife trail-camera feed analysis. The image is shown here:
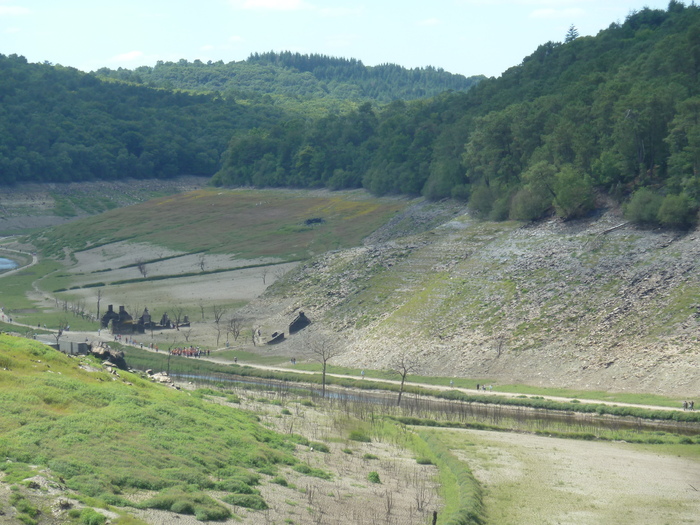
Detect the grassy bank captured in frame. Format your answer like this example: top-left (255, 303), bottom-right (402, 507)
top-left (0, 334), bottom-right (307, 522)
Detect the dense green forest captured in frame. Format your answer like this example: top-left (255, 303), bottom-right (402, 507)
top-left (0, 52), bottom-right (480, 186)
top-left (0, 54), bottom-right (289, 184)
top-left (95, 51), bottom-right (483, 103)
top-left (213, 2), bottom-right (700, 227)
top-left (3, 3), bottom-right (700, 228)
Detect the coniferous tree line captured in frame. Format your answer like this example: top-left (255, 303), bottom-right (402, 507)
top-left (213, 2), bottom-right (700, 228)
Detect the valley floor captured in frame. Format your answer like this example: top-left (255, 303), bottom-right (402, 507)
top-left (453, 429), bottom-right (700, 525)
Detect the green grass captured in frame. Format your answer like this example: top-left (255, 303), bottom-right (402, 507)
top-left (413, 430), bottom-right (485, 525)
top-left (30, 189), bottom-right (408, 260)
top-left (0, 334), bottom-right (301, 520)
top-left (0, 260), bottom-right (63, 311)
top-left (215, 349), bottom-right (290, 366)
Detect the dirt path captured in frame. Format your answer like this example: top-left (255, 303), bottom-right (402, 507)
top-left (447, 428), bottom-right (700, 524)
top-left (5, 314), bottom-right (692, 414)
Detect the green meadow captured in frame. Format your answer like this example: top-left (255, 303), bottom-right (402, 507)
top-left (0, 334), bottom-right (304, 522)
top-left (29, 189), bottom-right (408, 260)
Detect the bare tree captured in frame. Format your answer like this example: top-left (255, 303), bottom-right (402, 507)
top-left (228, 317), bottom-right (243, 342)
top-left (260, 268), bottom-right (268, 285)
top-left (182, 327), bottom-right (193, 343)
top-left (136, 259), bottom-right (148, 278)
top-left (494, 332), bottom-right (507, 358)
top-left (197, 253), bottom-right (207, 272)
top-left (53, 318), bottom-right (69, 346)
top-left (306, 332), bottom-right (342, 398)
top-left (172, 306), bottom-right (186, 330)
top-left (212, 305), bottom-right (227, 347)
top-left (391, 354), bottom-right (419, 406)
top-left (197, 299), bottom-right (206, 321)
top-left (96, 289), bottom-right (102, 323)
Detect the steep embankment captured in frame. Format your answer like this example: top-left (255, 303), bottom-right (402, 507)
top-left (251, 201), bottom-right (700, 397)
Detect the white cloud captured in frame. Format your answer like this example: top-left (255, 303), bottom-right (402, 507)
top-left (111, 51), bottom-right (144, 63)
top-left (229, 35), bottom-right (244, 42)
top-left (418, 18), bottom-right (441, 27)
top-left (530, 7), bottom-right (584, 18)
top-left (229, 0), bottom-right (313, 10)
top-left (0, 5), bottom-right (30, 15)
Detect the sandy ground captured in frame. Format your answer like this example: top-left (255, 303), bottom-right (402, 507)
top-left (450, 428), bottom-right (700, 525)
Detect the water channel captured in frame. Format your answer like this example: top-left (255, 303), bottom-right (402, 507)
top-left (0, 257), bottom-right (18, 271)
top-left (172, 371), bottom-right (700, 438)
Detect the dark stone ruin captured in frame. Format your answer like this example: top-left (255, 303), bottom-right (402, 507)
top-left (101, 305), bottom-right (187, 334)
top-left (265, 311), bottom-right (311, 345)
top-left (289, 311), bottom-right (311, 334)
top-left (267, 331), bottom-right (285, 345)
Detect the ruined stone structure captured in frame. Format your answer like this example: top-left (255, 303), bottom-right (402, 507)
top-left (289, 311), bottom-right (311, 334)
top-left (101, 305), bottom-right (179, 334)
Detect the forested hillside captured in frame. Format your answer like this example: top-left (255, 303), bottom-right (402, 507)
top-left (95, 51), bottom-right (483, 103)
top-left (0, 54), bottom-right (290, 185)
top-left (214, 2), bottom-right (700, 228)
top-left (0, 52), bottom-right (481, 187)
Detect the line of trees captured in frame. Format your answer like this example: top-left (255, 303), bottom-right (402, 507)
top-left (95, 52), bottom-right (484, 104)
top-left (213, 2), bottom-right (700, 228)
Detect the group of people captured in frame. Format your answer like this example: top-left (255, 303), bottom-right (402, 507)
top-left (682, 400), bottom-right (695, 410)
top-left (169, 346), bottom-right (209, 358)
top-left (476, 384), bottom-right (493, 391)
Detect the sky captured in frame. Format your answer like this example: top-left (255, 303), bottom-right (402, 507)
top-left (0, 0), bottom-right (677, 79)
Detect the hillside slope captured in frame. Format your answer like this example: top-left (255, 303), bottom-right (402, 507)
top-left (247, 202), bottom-right (700, 397)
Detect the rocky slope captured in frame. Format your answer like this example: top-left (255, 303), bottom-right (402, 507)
top-left (247, 201), bottom-right (700, 397)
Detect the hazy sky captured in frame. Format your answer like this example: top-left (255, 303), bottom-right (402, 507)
top-left (0, 0), bottom-right (675, 78)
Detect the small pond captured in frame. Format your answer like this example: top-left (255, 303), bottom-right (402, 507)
top-left (0, 257), bottom-right (18, 271)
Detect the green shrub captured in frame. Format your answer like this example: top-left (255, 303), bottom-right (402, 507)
top-left (10, 494), bottom-right (39, 518)
top-left (623, 188), bottom-right (678, 227)
top-left (292, 464), bottom-right (332, 480)
top-left (271, 476), bottom-right (288, 487)
top-left (348, 430), bottom-right (371, 442)
top-left (281, 408), bottom-right (292, 415)
top-left (367, 471), bottom-right (381, 484)
top-left (468, 185), bottom-right (494, 219)
top-left (416, 457), bottom-right (434, 465)
top-left (658, 193), bottom-right (695, 229)
top-left (300, 400), bottom-right (314, 407)
top-left (138, 489), bottom-right (231, 521)
top-left (80, 508), bottom-right (107, 525)
top-left (214, 479), bottom-right (255, 493)
top-left (309, 442), bottom-right (330, 453)
top-left (509, 187), bottom-right (551, 221)
top-left (342, 448), bottom-right (353, 455)
top-left (363, 453), bottom-right (378, 460)
top-left (222, 494), bottom-right (269, 510)
top-left (553, 166), bottom-right (595, 220)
